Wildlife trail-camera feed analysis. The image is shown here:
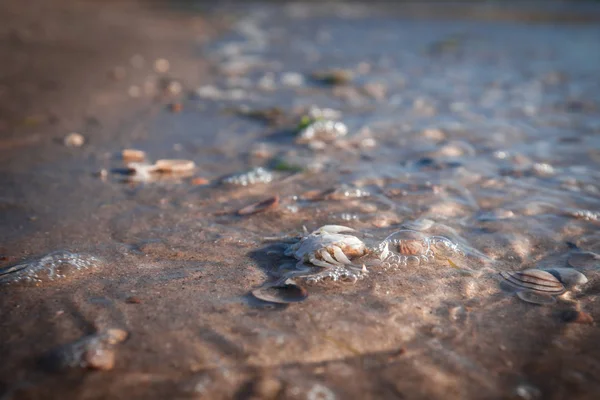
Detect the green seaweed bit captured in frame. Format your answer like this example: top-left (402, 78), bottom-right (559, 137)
top-left (271, 159), bottom-right (304, 172)
top-left (296, 115), bottom-right (315, 132)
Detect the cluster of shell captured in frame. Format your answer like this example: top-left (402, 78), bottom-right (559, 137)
top-left (121, 149), bottom-right (196, 182)
top-left (500, 268), bottom-right (588, 305)
top-left (0, 251), bottom-right (103, 286)
top-left (375, 229), bottom-right (463, 269)
top-left (221, 167), bottom-right (274, 186)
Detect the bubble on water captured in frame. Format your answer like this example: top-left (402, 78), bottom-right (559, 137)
top-left (427, 236), bottom-right (464, 259)
top-left (565, 209), bottom-right (600, 222)
top-left (304, 265), bottom-right (367, 284)
top-left (375, 230), bottom-right (465, 269)
top-left (0, 251), bottom-right (103, 286)
top-left (221, 167), bottom-right (274, 186)
top-left (377, 230), bottom-right (431, 269)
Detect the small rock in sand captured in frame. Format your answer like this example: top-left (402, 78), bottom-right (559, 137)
top-left (64, 132), bottom-right (85, 148)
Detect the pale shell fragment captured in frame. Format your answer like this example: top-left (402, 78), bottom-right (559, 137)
top-left (500, 269), bottom-right (565, 294)
top-left (154, 159), bottom-right (196, 173)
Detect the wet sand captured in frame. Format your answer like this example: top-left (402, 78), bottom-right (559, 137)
top-left (1, 1), bottom-right (600, 399)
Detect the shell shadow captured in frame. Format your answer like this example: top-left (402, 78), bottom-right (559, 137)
top-left (246, 242), bottom-right (314, 306)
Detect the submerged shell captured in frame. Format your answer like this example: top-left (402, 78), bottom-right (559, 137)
top-left (251, 281), bottom-right (308, 304)
top-left (500, 269), bottom-right (565, 294)
top-left (237, 195), bottom-right (279, 216)
top-left (516, 290), bottom-right (557, 305)
top-left (542, 268), bottom-right (588, 288)
top-left (568, 251), bottom-right (600, 270)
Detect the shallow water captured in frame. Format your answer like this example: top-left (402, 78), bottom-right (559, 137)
top-left (1, 2), bottom-right (600, 399)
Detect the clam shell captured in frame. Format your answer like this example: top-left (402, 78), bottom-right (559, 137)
top-left (500, 269), bottom-right (565, 294)
top-left (237, 196), bottom-right (280, 216)
top-left (542, 268), bottom-right (588, 288)
top-left (516, 291), bottom-right (557, 305)
top-left (251, 281), bottom-right (308, 304)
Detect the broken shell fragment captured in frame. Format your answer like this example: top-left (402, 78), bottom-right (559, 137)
top-left (237, 195), bottom-right (280, 216)
top-left (541, 268), bottom-right (588, 288)
top-left (500, 269), bottom-right (566, 294)
top-left (122, 149), bottom-right (146, 162)
top-left (251, 281), bottom-right (308, 304)
top-left (154, 159), bottom-right (196, 173)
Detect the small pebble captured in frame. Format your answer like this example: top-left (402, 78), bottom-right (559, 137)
top-left (191, 177), bottom-right (210, 186)
top-left (84, 347), bottom-right (115, 371)
top-left (126, 296), bottom-right (142, 304)
top-left (422, 128), bottom-right (446, 142)
top-left (281, 72), bottom-right (304, 87)
top-left (64, 132), bottom-right (85, 148)
top-left (128, 85), bottom-right (141, 98)
top-left (130, 54), bottom-right (145, 68)
top-left (515, 384), bottom-right (541, 400)
top-left (154, 58), bottom-right (170, 73)
top-left (250, 376), bottom-right (282, 400)
top-left (170, 102), bottom-right (183, 113)
top-left (561, 310), bottom-right (594, 324)
top-left (109, 66), bottom-right (126, 80)
top-left (122, 149), bottom-right (146, 162)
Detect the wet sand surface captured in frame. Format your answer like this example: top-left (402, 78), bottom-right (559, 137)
top-left (1, 1), bottom-right (600, 399)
